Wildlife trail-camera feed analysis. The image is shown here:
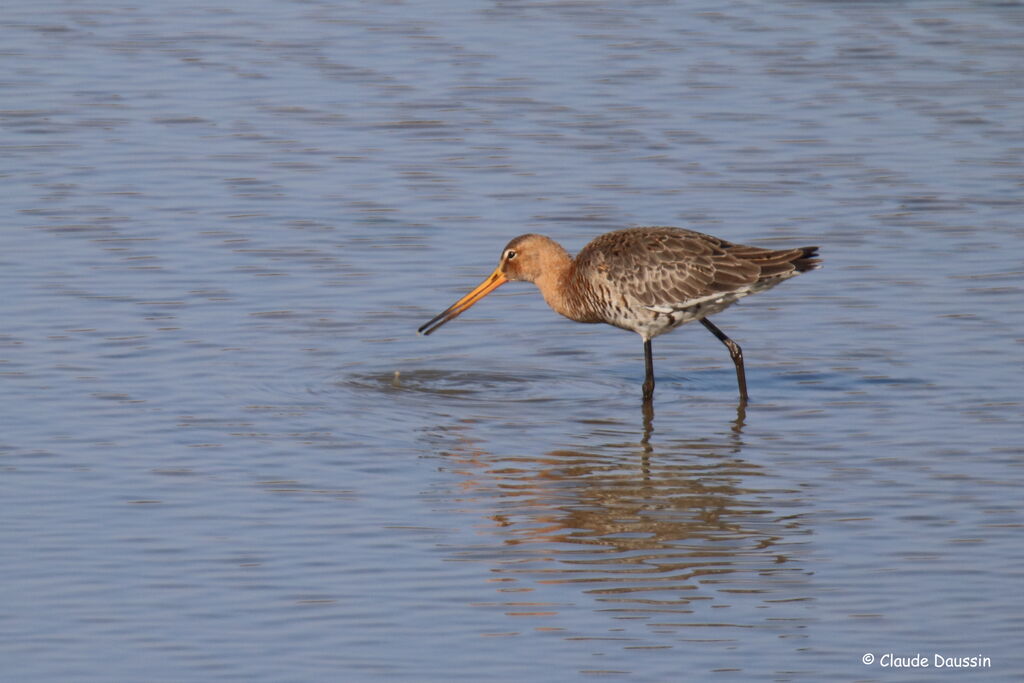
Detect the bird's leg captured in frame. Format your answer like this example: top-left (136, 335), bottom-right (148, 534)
top-left (700, 318), bottom-right (749, 403)
top-left (642, 338), bottom-right (655, 402)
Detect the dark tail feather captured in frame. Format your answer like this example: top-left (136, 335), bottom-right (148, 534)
top-left (793, 246), bottom-right (821, 273)
top-left (753, 245), bottom-right (821, 278)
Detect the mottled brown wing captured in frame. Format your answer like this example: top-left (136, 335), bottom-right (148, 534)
top-left (575, 227), bottom-right (764, 308)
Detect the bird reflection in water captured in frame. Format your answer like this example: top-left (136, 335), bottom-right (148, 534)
top-left (428, 400), bottom-right (810, 634)
top-left (640, 397), bottom-right (745, 458)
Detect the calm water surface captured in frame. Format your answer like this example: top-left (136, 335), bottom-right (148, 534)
top-left (2, 0), bottom-right (1023, 680)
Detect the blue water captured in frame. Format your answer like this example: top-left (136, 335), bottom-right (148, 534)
top-left (2, 0), bottom-right (1023, 680)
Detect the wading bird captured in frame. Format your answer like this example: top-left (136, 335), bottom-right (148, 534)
top-left (418, 227), bottom-right (819, 402)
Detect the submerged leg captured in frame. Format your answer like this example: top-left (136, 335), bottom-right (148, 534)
top-left (642, 338), bottom-right (655, 402)
top-left (700, 318), bottom-right (749, 402)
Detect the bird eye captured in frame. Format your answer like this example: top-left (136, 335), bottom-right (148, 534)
top-left (506, 249), bottom-right (517, 260)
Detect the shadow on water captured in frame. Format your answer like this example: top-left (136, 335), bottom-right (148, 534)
top-left (422, 397), bottom-right (814, 643)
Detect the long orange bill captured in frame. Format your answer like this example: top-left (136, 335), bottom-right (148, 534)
top-left (418, 266), bottom-right (508, 335)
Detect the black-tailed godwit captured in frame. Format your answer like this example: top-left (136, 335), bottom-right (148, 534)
top-left (418, 226), bottom-right (820, 402)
